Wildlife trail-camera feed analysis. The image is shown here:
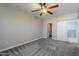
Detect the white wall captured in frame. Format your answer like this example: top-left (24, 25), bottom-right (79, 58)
top-left (57, 21), bottom-right (67, 41)
top-left (43, 13), bottom-right (78, 40)
top-left (0, 4), bottom-right (43, 50)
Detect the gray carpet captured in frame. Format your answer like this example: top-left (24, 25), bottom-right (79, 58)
top-left (38, 38), bottom-right (79, 56)
top-left (0, 38), bottom-right (79, 56)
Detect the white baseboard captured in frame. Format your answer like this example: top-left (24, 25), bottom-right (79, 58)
top-left (0, 37), bottom-right (42, 52)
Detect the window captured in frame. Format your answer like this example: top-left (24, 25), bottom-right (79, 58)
top-left (67, 21), bottom-right (77, 42)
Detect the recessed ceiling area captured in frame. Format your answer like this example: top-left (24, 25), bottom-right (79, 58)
top-left (8, 3), bottom-right (79, 20)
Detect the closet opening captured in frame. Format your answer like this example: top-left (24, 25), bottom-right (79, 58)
top-left (47, 23), bottom-right (52, 38)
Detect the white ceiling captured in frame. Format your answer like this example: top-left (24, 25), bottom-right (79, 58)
top-left (9, 3), bottom-right (79, 20)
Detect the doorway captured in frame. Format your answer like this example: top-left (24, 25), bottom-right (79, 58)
top-left (47, 23), bottom-right (52, 38)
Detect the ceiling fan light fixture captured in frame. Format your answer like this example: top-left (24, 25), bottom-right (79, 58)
top-left (32, 3), bottom-right (59, 16)
top-left (41, 8), bottom-right (48, 13)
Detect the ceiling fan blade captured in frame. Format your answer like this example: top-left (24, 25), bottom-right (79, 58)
top-left (43, 3), bottom-right (47, 8)
top-left (43, 3), bottom-right (46, 5)
top-left (39, 3), bottom-right (42, 6)
top-left (47, 4), bottom-right (59, 9)
top-left (39, 3), bottom-right (46, 6)
top-left (32, 9), bottom-right (40, 12)
top-left (40, 13), bottom-right (42, 16)
top-left (39, 3), bottom-right (43, 9)
top-left (39, 3), bottom-right (46, 8)
top-left (47, 11), bottom-right (53, 15)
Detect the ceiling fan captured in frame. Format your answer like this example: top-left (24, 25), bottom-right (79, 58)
top-left (32, 3), bottom-right (59, 16)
